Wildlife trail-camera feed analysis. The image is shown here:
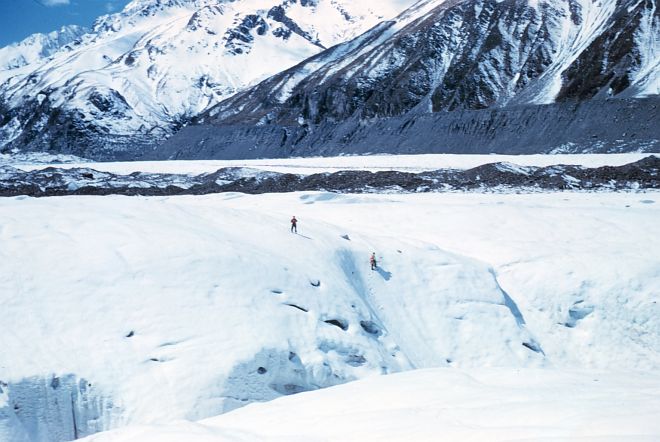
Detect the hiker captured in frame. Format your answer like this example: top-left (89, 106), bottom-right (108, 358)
top-left (370, 252), bottom-right (377, 270)
top-left (291, 216), bottom-right (298, 233)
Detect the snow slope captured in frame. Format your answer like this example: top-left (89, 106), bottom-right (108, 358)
top-left (1, 189), bottom-right (659, 440)
top-left (82, 368), bottom-right (660, 441)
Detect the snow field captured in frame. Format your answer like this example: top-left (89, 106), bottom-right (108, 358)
top-left (1, 189), bottom-right (659, 440)
top-left (0, 192), bottom-right (540, 439)
top-left (288, 191), bottom-right (660, 369)
top-left (82, 367), bottom-right (660, 442)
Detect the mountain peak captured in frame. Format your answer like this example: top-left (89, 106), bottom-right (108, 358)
top-left (0, 25), bottom-right (88, 72)
top-left (0, 0), bottom-right (419, 158)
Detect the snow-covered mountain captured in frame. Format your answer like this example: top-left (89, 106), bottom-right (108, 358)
top-left (155, 0), bottom-right (659, 159)
top-left (204, 0), bottom-right (659, 123)
top-left (0, 26), bottom-right (87, 75)
top-left (0, 0), bottom-right (418, 158)
top-left (1, 0), bottom-right (657, 159)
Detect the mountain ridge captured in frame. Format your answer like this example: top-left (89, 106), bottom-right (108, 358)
top-left (156, 0), bottom-right (659, 160)
top-left (0, 0), bottom-right (418, 158)
top-left (0, 25), bottom-right (87, 75)
top-left (0, 0), bottom-right (658, 160)
top-left (200, 0), bottom-right (659, 125)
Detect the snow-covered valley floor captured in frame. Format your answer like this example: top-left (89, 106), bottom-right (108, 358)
top-left (1, 185), bottom-right (659, 441)
top-left (7, 152), bottom-right (653, 175)
top-left (6, 153), bottom-right (650, 175)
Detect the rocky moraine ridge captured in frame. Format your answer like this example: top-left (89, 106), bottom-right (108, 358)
top-left (1, 156), bottom-right (658, 197)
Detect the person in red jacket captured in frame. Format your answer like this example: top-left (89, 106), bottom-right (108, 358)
top-left (291, 216), bottom-right (298, 233)
top-left (370, 252), bottom-right (377, 270)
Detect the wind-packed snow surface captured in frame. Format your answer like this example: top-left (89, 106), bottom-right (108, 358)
top-left (1, 189), bottom-right (659, 441)
top-left (82, 368), bottom-right (660, 441)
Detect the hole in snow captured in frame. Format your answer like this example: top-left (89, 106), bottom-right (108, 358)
top-left (125, 331), bottom-right (134, 338)
top-left (359, 320), bottom-right (382, 336)
top-left (310, 280), bottom-right (321, 287)
top-left (269, 383), bottom-right (308, 395)
top-left (324, 319), bottom-right (348, 331)
top-left (285, 303), bottom-right (309, 313)
top-left (159, 340), bottom-right (183, 348)
top-left (341, 234), bottom-right (350, 241)
top-left (318, 341), bottom-right (336, 353)
top-left (565, 304), bottom-right (594, 328)
top-left (522, 342), bottom-right (543, 354)
top-left (148, 356), bottom-right (174, 363)
top-left (271, 289), bottom-right (283, 295)
top-left (222, 349), bottom-right (314, 407)
top-left (345, 354), bottom-right (367, 367)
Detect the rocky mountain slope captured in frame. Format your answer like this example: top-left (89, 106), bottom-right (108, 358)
top-left (204, 0), bottom-right (659, 123)
top-left (160, 0), bottom-right (659, 159)
top-left (0, 0), bottom-right (417, 159)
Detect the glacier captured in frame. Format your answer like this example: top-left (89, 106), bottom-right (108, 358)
top-left (1, 173), bottom-right (659, 440)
